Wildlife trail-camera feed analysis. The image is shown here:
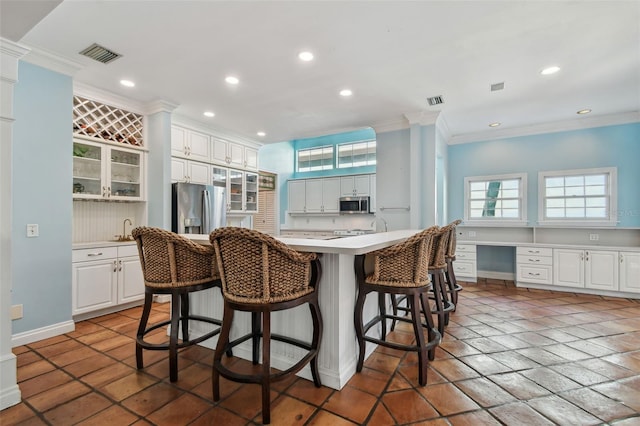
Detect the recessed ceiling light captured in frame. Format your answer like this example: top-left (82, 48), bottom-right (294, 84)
top-left (489, 122), bottom-right (501, 127)
top-left (225, 76), bottom-right (239, 85)
top-left (120, 79), bottom-right (135, 87)
top-left (203, 111), bottom-right (215, 118)
top-left (339, 89), bottom-right (353, 97)
top-left (540, 66), bottom-right (560, 75)
top-left (577, 109), bottom-right (592, 115)
top-left (298, 51), bottom-right (314, 61)
top-left (257, 131), bottom-right (266, 137)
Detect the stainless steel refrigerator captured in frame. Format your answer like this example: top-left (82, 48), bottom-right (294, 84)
top-left (172, 182), bottom-right (227, 234)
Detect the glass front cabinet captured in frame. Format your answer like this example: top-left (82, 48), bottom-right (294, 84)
top-left (73, 139), bottom-right (145, 201)
top-left (212, 167), bottom-right (258, 214)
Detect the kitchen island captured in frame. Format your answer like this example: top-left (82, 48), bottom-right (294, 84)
top-left (184, 229), bottom-right (420, 390)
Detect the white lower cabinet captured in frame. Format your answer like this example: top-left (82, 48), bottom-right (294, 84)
top-left (453, 244), bottom-right (477, 281)
top-left (72, 245), bottom-right (144, 316)
top-left (517, 246), bottom-right (553, 285)
top-left (553, 249), bottom-right (618, 291)
top-left (619, 251), bottom-right (640, 293)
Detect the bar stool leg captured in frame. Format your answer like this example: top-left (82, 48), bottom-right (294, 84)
top-left (213, 303), bottom-right (234, 401)
top-left (309, 298), bottom-right (322, 387)
top-left (136, 291), bottom-right (154, 370)
top-left (378, 292), bottom-right (387, 341)
top-left (251, 312), bottom-right (260, 365)
top-left (169, 292), bottom-right (181, 382)
top-left (354, 286), bottom-right (368, 373)
top-left (420, 292), bottom-right (439, 361)
top-left (261, 311), bottom-right (271, 424)
top-left (181, 293), bottom-right (189, 342)
top-left (409, 293), bottom-right (428, 386)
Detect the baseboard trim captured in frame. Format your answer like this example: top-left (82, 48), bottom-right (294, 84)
top-left (477, 270), bottom-right (515, 281)
top-left (12, 320), bottom-right (75, 347)
top-left (0, 353), bottom-right (21, 410)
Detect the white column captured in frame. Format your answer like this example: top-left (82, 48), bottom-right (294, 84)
top-left (0, 37), bottom-right (29, 410)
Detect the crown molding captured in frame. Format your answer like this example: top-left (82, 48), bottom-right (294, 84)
top-left (1, 38), bottom-right (30, 82)
top-left (21, 45), bottom-right (82, 77)
top-left (404, 110), bottom-right (440, 126)
top-left (73, 81), bottom-right (146, 115)
top-left (172, 113), bottom-right (262, 148)
top-left (448, 111), bottom-right (640, 145)
top-left (144, 100), bottom-right (179, 115)
top-left (371, 117), bottom-right (409, 134)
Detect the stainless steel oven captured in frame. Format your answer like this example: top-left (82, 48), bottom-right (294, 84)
top-left (339, 196), bottom-right (370, 214)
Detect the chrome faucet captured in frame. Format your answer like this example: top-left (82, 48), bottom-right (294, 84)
top-left (371, 217), bottom-right (388, 233)
top-left (122, 218), bottom-right (133, 240)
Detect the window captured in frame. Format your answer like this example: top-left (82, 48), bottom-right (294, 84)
top-left (539, 167), bottom-right (617, 225)
top-left (337, 140), bottom-right (376, 168)
top-left (464, 173), bottom-right (527, 224)
top-left (297, 146), bottom-right (334, 172)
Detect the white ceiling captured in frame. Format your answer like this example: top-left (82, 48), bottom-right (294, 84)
top-left (2, 1), bottom-right (639, 144)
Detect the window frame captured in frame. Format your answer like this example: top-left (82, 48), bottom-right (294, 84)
top-left (336, 139), bottom-right (377, 169)
top-left (538, 167), bottom-right (617, 227)
top-left (296, 145), bottom-right (335, 172)
top-left (464, 173), bottom-right (528, 226)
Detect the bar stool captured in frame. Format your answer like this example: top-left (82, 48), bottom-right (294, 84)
top-left (209, 227), bottom-right (323, 425)
top-left (443, 219), bottom-right (463, 312)
top-left (354, 227), bottom-right (441, 386)
top-left (132, 227), bottom-right (225, 383)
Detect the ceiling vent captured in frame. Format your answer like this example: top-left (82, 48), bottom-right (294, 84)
top-left (427, 95), bottom-right (444, 106)
top-left (491, 82), bottom-right (505, 91)
top-left (79, 43), bottom-right (122, 64)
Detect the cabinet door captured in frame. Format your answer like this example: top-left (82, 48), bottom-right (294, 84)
top-left (585, 250), bottom-right (618, 291)
top-left (245, 172), bottom-right (258, 213)
top-left (188, 161), bottom-right (210, 185)
top-left (245, 147), bottom-right (258, 170)
top-left (305, 179), bottom-right (324, 212)
top-left (353, 175), bottom-right (370, 196)
top-left (109, 147), bottom-right (144, 200)
top-left (212, 138), bottom-right (229, 164)
top-left (340, 176), bottom-right (356, 196)
top-left (228, 169), bottom-right (244, 212)
top-left (188, 131), bottom-right (211, 163)
top-left (553, 249), bottom-right (585, 288)
top-left (288, 180), bottom-right (306, 213)
top-left (73, 140), bottom-right (105, 199)
top-left (228, 143), bottom-right (244, 168)
top-left (620, 252), bottom-right (640, 293)
top-left (369, 174), bottom-right (376, 213)
top-left (171, 157), bottom-right (188, 182)
top-left (322, 177), bottom-right (341, 213)
top-left (72, 260), bottom-right (117, 315)
top-left (171, 126), bottom-right (188, 158)
top-left (118, 256), bottom-right (145, 304)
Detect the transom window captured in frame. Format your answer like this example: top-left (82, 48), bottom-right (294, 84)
top-left (297, 146), bottom-right (334, 172)
top-left (464, 173), bottom-right (527, 224)
top-left (539, 167), bottom-right (617, 225)
top-left (337, 140), bottom-right (376, 168)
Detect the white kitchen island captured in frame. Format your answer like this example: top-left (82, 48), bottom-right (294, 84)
top-left (183, 229), bottom-right (420, 390)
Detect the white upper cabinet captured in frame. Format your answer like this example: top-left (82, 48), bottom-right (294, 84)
top-left (171, 158), bottom-right (210, 184)
top-left (340, 175), bottom-right (370, 196)
top-left (288, 180), bottom-right (307, 213)
top-left (305, 177), bottom-right (340, 213)
top-left (171, 126), bottom-right (210, 163)
top-left (245, 147), bottom-right (258, 170)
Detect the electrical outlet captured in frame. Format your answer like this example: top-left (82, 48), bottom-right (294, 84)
top-left (589, 233), bottom-right (599, 241)
top-left (11, 304), bottom-right (23, 320)
top-left (468, 231), bottom-right (476, 237)
top-left (26, 224), bottom-right (39, 237)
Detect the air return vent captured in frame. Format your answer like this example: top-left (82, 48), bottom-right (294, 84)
top-left (491, 82), bottom-right (505, 91)
top-left (427, 95), bottom-right (444, 106)
top-left (79, 43), bottom-right (122, 64)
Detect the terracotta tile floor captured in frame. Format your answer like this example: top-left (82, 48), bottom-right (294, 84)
top-left (4, 280), bottom-right (640, 425)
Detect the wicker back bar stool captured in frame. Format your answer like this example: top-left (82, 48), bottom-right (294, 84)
top-left (209, 227), bottom-right (323, 425)
top-left (354, 227), bottom-right (441, 386)
top-left (444, 219), bottom-right (463, 310)
top-left (132, 226), bottom-right (225, 383)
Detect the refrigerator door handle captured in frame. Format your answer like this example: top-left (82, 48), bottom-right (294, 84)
top-left (202, 189), bottom-right (211, 233)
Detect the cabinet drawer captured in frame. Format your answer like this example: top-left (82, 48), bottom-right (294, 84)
top-left (517, 254), bottom-right (552, 266)
top-left (73, 247), bottom-right (118, 262)
top-left (455, 251), bottom-right (477, 261)
top-left (117, 244), bottom-right (139, 257)
top-left (456, 244), bottom-right (476, 253)
top-left (517, 264), bottom-right (553, 284)
top-left (517, 246), bottom-right (552, 257)
top-left (453, 260), bottom-right (477, 276)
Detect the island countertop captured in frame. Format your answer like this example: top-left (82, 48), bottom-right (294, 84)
top-left (182, 229), bottom-right (421, 255)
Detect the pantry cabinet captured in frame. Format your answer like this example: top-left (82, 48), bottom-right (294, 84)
top-left (72, 244), bottom-right (144, 317)
top-left (73, 139), bottom-right (145, 201)
top-left (171, 158), bottom-right (210, 184)
top-left (171, 126), bottom-right (210, 163)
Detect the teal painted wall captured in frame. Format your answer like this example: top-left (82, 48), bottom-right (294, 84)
top-left (448, 122), bottom-right (640, 273)
top-left (12, 61), bottom-right (73, 333)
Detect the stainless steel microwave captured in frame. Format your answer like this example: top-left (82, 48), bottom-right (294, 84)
top-left (339, 196), bottom-right (370, 214)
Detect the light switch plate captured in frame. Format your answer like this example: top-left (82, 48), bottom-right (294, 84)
top-left (26, 224), bottom-right (39, 237)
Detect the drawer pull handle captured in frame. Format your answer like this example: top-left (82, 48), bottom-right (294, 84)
top-left (528, 272), bottom-right (541, 276)
top-left (528, 258), bottom-right (540, 262)
top-left (528, 250), bottom-right (540, 254)
top-left (87, 252), bottom-right (103, 257)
